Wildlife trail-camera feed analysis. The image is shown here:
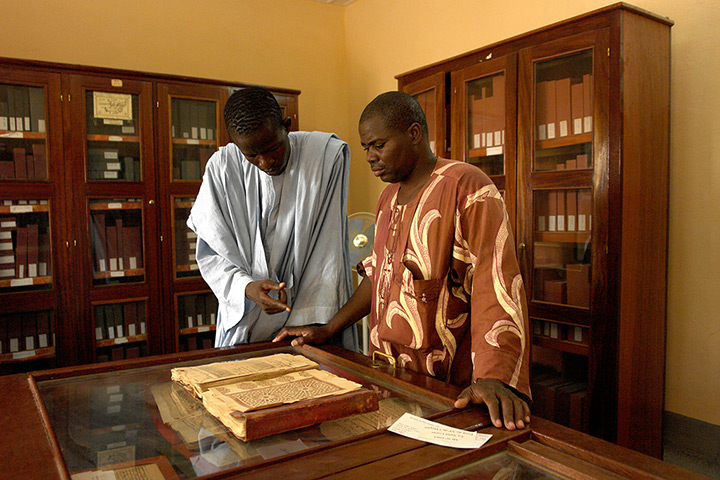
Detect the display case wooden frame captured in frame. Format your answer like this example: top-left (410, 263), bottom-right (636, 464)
top-left (2, 344), bottom-right (707, 480)
top-left (397, 3), bottom-right (671, 457)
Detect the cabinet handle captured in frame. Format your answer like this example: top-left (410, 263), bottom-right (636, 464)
top-left (148, 200), bottom-right (155, 205)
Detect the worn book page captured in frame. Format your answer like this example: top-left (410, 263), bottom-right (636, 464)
top-left (171, 353), bottom-right (318, 398)
top-left (202, 369), bottom-right (362, 440)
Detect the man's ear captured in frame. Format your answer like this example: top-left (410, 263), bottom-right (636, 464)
top-left (409, 122), bottom-right (424, 145)
top-left (283, 116), bottom-right (292, 132)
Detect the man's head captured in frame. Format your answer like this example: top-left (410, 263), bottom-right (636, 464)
top-left (359, 91), bottom-right (431, 184)
top-left (224, 87), bottom-right (292, 176)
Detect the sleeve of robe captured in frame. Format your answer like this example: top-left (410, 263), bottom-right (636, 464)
top-left (459, 176), bottom-right (531, 399)
top-left (187, 145), bottom-right (260, 329)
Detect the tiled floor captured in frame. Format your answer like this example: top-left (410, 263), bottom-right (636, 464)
top-left (663, 412), bottom-right (720, 479)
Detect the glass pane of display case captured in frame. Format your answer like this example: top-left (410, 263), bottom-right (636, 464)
top-left (430, 451), bottom-right (568, 480)
top-left (171, 98), bottom-right (218, 181)
top-left (94, 300), bottom-right (147, 362)
top-left (37, 347), bottom-right (449, 478)
top-left (0, 199), bottom-right (52, 292)
top-left (0, 309), bottom-right (54, 361)
top-left (174, 197), bottom-right (200, 278)
top-left (533, 189), bottom-right (591, 307)
top-left (85, 91), bottom-right (141, 181)
top-left (534, 50), bottom-right (593, 172)
top-left (90, 198), bottom-right (144, 286)
top-left (0, 84), bottom-right (48, 181)
top-left (412, 89), bottom-right (438, 155)
top-left (465, 73), bottom-right (505, 176)
top-left (177, 292), bottom-right (217, 351)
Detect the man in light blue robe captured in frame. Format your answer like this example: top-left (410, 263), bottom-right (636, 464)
top-left (187, 87), bottom-right (355, 349)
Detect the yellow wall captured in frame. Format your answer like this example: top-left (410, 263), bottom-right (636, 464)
top-left (1, 0), bottom-right (718, 426)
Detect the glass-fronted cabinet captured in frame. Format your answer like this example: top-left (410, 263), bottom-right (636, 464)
top-left (401, 72), bottom-right (447, 158)
top-left (0, 58), bottom-right (301, 374)
top-left (0, 68), bottom-right (64, 373)
top-left (67, 74), bottom-right (160, 365)
top-left (517, 31), bottom-right (605, 437)
top-left (451, 54), bottom-right (517, 225)
top-left (157, 84), bottom-right (299, 355)
top-left (400, 5), bottom-right (671, 457)
top-left (157, 83), bottom-right (228, 355)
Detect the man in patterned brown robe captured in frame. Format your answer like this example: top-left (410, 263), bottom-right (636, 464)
top-left (275, 91), bottom-right (531, 430)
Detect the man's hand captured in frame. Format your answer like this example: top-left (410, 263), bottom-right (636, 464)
top-left (246, 280), bottom-right (291, 314)
top-left (273, 325), bottom-right (332, 346)
top-left (454, 378), bottom-right (530, 431)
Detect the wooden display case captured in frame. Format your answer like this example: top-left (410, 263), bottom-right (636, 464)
top-left (2, 344), bottom-right (707, 480)
top-left (0, 57), bottom-right (299, 371)
top-left (397, 3), bottom-right (671, 457)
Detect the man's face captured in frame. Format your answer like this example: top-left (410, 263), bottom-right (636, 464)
top-left (359, 116), bottom-right (415, 184)
top-left (231, 121), bottom-right (290, 176)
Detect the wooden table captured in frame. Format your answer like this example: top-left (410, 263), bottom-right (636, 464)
top-left (1, 343), bottom-right (708, 479)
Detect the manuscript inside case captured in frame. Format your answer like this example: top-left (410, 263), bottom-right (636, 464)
top-left (170, 353), bottom-right (318, 399)
top-left (170, 353), bottom-right (379, 441)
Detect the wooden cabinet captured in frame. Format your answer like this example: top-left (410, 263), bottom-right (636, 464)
top-left (0, 58), bottom-right (299, 373)
top-left (397, 3), bottom-right (671, 457)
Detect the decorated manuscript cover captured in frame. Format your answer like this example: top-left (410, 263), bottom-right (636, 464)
top-left (170, 354), bottom-right (378, 441)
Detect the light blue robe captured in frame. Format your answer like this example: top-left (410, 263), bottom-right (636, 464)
top-left (187, 131), bottom-right (355, 348)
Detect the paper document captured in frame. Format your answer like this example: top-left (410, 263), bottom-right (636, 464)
top-left (388, 413), bottom-right (492, 449)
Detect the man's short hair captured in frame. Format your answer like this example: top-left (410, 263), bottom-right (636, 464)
top-left (224, 86), bottom-right (284, 136)
top-left (359, 91), bottom-right (429, 137)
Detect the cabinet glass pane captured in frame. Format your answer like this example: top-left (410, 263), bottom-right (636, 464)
top-left (0, 84), bottom-right (48, 181)
top-left (0, 309), bottom-right (55, 360)
top-left (90, 198), bottom-right (144, 286)
top-left (0, 199), bottom-right (52, 292)
top-left (465, 73), bottom-right (505, 175)
top-left (94, 300), bottom-right (147, 362)
top-left (174, 197), bottom-right (200, 278)
top-left (533, 189), bottom-right (591, 307)
top-left (171, 98), bottom-right (218, 181)
top-left (177, 292), bottom-right (217, 351)
top-left (38, 348), bottom-right (446, 477)
top-left (534, 50), bottom-right (593, 172)
top-left (412, 89), bottom-right (438, 155)
top-left (530, 345), bottom-right (589, 430)
top-left (430, 451), bottom-right (567, 480)
top-left (85, 91), bottom-right (141, 182)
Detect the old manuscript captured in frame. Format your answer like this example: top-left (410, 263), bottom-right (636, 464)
top-left (170, 354), bottom-right (378, 441)
top-left (170, 353), bottom-right (318, 399)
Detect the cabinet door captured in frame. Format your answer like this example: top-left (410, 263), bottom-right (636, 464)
top-left (517, 29), bottom-right (609, 434)
top-left (66, 74), bottom-right (160, 365)
top-left (451, 54), bottom-right (517, 228)
top-left (157, 83), bottom-right (228, 354)
top-left (0, 68), bottom-right (66, 373)
top-left (401, 72), bottom-right (447, 158)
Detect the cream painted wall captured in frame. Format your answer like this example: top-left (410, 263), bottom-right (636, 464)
top-left (0, 0), bottom-right (351, 144)
top-left (344, 0), bottom-right (720, 426)
top-left (1, 0), bottom-right (718, 427)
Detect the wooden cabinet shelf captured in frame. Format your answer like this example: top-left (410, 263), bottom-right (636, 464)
top-left (86, 134), bottom-right (139, 143)
top-left (0, 131), bottom-right (46, 140)
top-left (96, 334), bottom-right (147, 347)
top-left (0, 346), bottom-right (55, 364)
top-left (398, 3), bottom-right (671, 457)
top-left (533, 335), bottom-right (590, 356)
top-left (534, 231), bottom-right (591, 243)
top-left (535, 132), bottom-right (592, 150)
